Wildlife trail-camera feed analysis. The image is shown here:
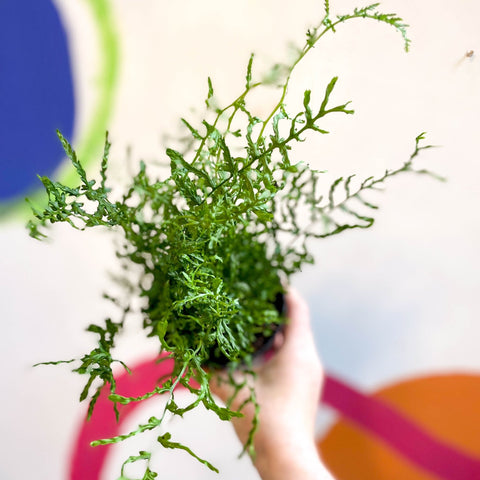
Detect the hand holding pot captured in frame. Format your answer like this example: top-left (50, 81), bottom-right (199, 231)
top-left (210, 288), bottom-right (333, 480)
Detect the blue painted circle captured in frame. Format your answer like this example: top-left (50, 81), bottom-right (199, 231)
top-left (0, 0), bottom-right (75, 201)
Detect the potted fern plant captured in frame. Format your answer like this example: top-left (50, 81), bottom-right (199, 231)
top-left (28, 2), bottom-right (437, 476)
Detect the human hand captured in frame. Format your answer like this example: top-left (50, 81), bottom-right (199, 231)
top-left (210, 288), bottom-right (330, 479)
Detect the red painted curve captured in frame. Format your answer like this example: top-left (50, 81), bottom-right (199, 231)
top-left (69, 355), bottom-right (480, 479)
top-left (69, 355), bottom-right (175, 480)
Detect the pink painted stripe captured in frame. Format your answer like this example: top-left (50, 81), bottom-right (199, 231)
top-left (322, 374), bottom-right (480, 480)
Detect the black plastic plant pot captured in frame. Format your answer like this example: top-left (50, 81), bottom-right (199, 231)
top-left (206, 292), bottom-right (286, 368)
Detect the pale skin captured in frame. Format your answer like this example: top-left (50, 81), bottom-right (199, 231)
top-left (210, 288), bottom-right (334, 480)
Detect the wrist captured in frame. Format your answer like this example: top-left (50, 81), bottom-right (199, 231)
top-left (254, 439), bottom-right (329, 480)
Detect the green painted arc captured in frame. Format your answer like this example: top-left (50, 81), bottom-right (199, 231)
top-left (57, 0), bottom-right (120, 186)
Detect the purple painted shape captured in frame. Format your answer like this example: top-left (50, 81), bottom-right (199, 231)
top-left (322, 374), bottom-right (480, 480)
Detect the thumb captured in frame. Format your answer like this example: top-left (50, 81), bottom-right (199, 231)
top-left (276, 288), bottom-right (313, 358)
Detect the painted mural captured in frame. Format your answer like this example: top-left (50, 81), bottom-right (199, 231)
top-left (1, 1), bottom-right (479, 479)
top-left (0, 0), bottom-right (118, 217)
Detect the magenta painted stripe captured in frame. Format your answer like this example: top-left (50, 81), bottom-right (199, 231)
top-left (322, 374), bottom-right (480, 480)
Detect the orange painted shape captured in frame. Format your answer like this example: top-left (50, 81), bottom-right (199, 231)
top-left (318, 374), bottom-right (480, 480)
